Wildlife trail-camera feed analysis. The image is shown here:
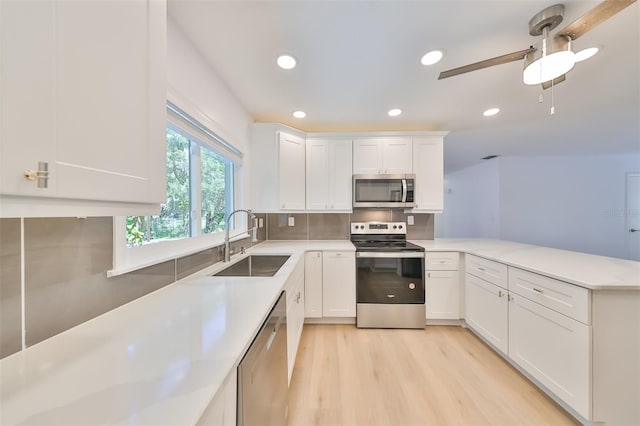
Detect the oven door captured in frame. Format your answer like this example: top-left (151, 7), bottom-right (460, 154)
top-left (356, 252), bottom-right (425, 304)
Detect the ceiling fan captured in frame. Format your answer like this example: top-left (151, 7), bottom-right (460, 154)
top-left (438, 0), bottom-right (637, 89)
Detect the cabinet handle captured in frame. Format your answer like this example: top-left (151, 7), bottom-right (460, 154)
top-left (508, 294), bottom-right (513, 301)
top-left (427, 272), bottom-right (431, 278)
top-left (498, 290), bottom-right (503, 298)
top-left (478, 267), bottom-right (486, 271)
top-left (533, 287), bottom-right (544, 293)
top-left (24, 161), bottom-right (49, 188)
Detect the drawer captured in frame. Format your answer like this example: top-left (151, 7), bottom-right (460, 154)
top-left (425, 252), bottom-right (459, 270)
top-left (508, 267), bottom-right (591, 324)
top-left (465, 255), bottom-right (508, 289)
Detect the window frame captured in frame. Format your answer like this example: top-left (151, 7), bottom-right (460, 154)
top-left (109, 104), bottom-right (244, 277)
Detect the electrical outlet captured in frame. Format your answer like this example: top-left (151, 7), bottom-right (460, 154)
top-left (407, 215), bottom-right (414, 225)
top-left (288, 216), bottom-right (295, 227)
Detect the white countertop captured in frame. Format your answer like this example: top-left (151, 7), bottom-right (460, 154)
top-left (413, 239), bottom-right (640, 290)
top-left (0, 241), bottom-right (353, 426)
top-left (1, 238), bottom-right (637, 425)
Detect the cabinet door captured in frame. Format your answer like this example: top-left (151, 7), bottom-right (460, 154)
top-left (286, 260), bottom-right (305, 384)
top-left (381, 138), bottom-right (412, 174)
top-left (197, 369), bottom-right (237, 426)
top-left (328, 139), bottom-right (353, 210)
top-left (353, 139), bottom-right (382, 174)
top-left (426, 270), bottom-right (460, 319)
top-left (306, 140), bottom-right (329, 210)
top-left (322, 251), bottom-right (356, 317)
top-left (509, 294), bottom-right (591, 418)
top-left (412, 137), bottom-right (444, 212)
top-left (0, 0), bottom-right (56, 197)
top-left (1, 0), bottom-right (166, 205)
top-left (304, 251), bottom-right (323, 318)
top-left (465, 274), bottom-right (508, 354)
top-left (278, 132), bottom-right (306, 210)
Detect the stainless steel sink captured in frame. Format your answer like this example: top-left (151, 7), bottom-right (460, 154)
top-left (212, 255), bottom-right (290, 277)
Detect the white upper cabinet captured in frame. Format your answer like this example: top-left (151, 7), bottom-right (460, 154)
top-left (412, 137), bottom-right (444, 212)
top-left (306, 138), bottom-right (352, 211)
top-left (278, 132), bottom-right (306, 210)
top-left (0, 0), bottom-right (166, 217)
top-left (353, 138), bottom-right (412, 174)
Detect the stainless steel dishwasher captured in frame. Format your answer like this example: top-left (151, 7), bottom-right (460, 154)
top-left (237, 291), bottom-right (288, 426)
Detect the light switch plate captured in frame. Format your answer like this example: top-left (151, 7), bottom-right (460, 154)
top-left (288, 216), bottom-right (295, 227)
top-left (258, 218), bottom-right (264, 228)
top-left (407, 215), bottom-right (414, 225)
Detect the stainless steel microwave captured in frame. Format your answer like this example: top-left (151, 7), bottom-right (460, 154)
top-left (353, 174), bottom-right (416, 208)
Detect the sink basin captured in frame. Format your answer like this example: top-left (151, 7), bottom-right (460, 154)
top-left (212, 255), bottom-right (290, 277)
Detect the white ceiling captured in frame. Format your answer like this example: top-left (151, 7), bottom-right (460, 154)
top-left (168, 0), bottom-right (640, 172)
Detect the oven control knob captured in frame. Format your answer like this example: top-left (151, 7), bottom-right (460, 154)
top-left (393, 225), bottom-right (397, 229)
top-left (398, 225), bottom-right (403, 229)
top-left (409, 283), bottom-right (416, 290)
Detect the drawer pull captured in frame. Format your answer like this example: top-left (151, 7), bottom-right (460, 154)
top-left (478, 267), bottom-right (486, 271)
top-left (533, 287), bottom-right (544, 293)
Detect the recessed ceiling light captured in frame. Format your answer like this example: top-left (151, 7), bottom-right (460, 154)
top-left (277, 54), bottom-right (297, 70)
top-left (421, 50), bottom-right (444, 66)
top-left (483, 107), bottom-right (500, 117)
top-left (293, 110), bottom-right (306, 118)
top-left (388, 108), bottom-right (402, 117)
top-left (574, 47), bottom-right (599, 63)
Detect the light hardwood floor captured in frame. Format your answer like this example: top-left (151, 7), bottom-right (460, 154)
top-left (287, 325), bottom-right (579, 426)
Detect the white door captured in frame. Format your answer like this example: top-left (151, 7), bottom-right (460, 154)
top-left (508, 294), bottom-right (591, 418)
top-left (304, 251), bottom-right (323, 318)
top-left (627, 173), bottom-right (640, 261)
top-left (328, 139), bottom-right (353, 210)
top-left (353, 140), bottom-right (382, 174)
top-left (381, 138), bottom-right (412, 174)
top-left (278, 132), bottom-right (306, 210)
top-left (322, 251), bottom-right (356, 317)
top-left (465, 274), bottom-right (508, 354)
top-left (305, 140), bottom-right (329, 210)
top-left (412, 137), bottom-right (444, 211)
top-left (426, 270), bottom-right (460, 319)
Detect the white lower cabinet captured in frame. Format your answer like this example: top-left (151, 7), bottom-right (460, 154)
top-left (322, 251), bottom-right (356, 317)
top-left (285, 259), bottom-right (305, 384)
top-left (304, 251), bottom-right (323, 318)
top-left (196, 369), bottom-right (237, 426)
top-left (508, 293), bottom-right (591, 419)
top-left (465, 274), bottom-right (509, 354)
top-left (426, 252), bottom-right (460, 320)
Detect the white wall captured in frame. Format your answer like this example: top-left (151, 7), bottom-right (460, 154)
top-left (167, 18), bottom-right (253, 206)
top-left (436, 154), bottom-right (640, 260)
top-left (435, 159), bottom-right (500, 238)
top-left (498, 154), bottom-right (640, 259)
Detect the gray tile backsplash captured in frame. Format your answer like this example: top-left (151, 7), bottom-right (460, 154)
top-left (1, 218), bottom-right (23, 358)
top-left (267, 213), bottom-right (308, 240)
top-left (3, 209), bottom-right (431, 359)
top-left (308, 214), bottom-right (350, 240)
top-left (23, 218), bottom-right (177, 346)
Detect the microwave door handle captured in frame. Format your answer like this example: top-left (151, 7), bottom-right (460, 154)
top-left (401, 179), bottom-right (407, 203)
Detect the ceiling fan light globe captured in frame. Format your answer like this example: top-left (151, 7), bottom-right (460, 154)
top-left (523, 36), bottom-right (575, 85)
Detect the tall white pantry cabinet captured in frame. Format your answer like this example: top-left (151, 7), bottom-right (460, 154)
top-left (0, 0), bottom-right (167, 217)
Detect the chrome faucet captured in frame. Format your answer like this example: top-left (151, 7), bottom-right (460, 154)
top-left (223, 209), bottom-right (257, 262)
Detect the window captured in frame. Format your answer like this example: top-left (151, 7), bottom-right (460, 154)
top-left (126, 112), bottom-right (236, 247)
top-left (109, 102), bottom-right (244, 277)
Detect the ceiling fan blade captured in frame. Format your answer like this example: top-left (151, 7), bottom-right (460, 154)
top-left (541, 74), bottom-right (566, 90)
top-left (556, 0), bottom-right (637, 40)
top-left (438, 47), bottom-right (535, 80)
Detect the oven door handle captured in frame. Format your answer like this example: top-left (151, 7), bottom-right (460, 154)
top-left (356, 252), bottom-right (424, 258)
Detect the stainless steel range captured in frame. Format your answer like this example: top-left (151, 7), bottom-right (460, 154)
top-left (351, 222), bottom-right (425, 329)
